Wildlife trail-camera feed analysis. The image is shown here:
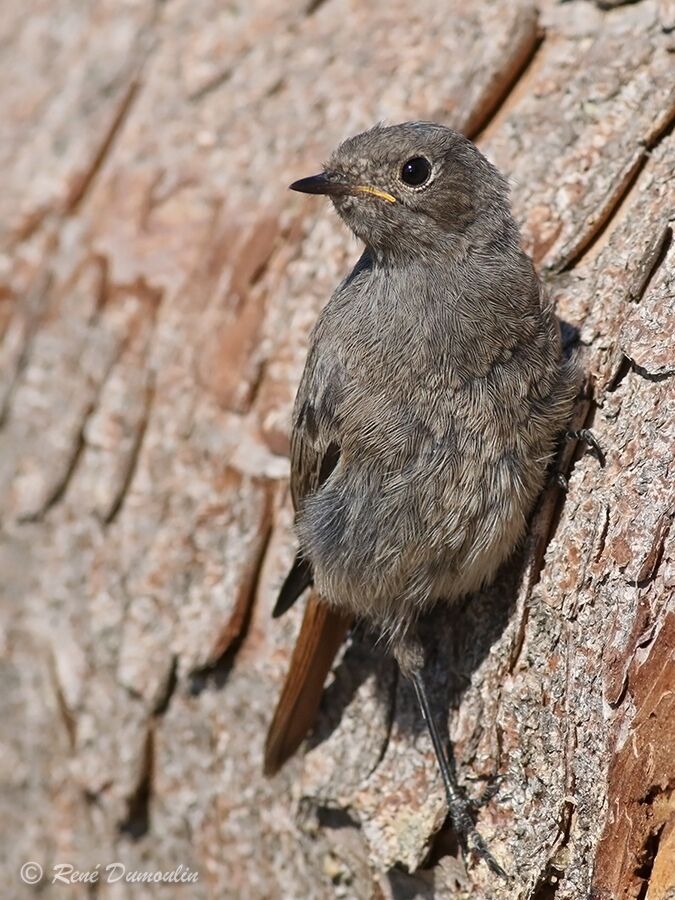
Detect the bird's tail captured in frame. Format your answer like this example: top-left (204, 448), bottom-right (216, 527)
top-left (264, 594), bottom-right (351, 775)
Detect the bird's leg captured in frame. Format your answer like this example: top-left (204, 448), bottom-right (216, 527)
top-left (408, 667), bottom-right (508, 879)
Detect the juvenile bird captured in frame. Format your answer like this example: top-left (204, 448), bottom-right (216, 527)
top-left (265, 122), bottom-right (580, 874)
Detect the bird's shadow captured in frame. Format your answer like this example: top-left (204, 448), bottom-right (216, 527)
top-left (419, 547), bottom-right (526, 737)
top-left (306, 543), bottom-right (528, 769)
top-left (305, 622), bottom-right (395, 755)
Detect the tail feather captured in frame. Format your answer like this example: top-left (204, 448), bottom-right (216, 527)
top-left (264, 595), bottom-right (351, 775)
top-left (272, 554), bottom-right (312, 618)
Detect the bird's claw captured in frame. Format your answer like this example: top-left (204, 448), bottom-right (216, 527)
top-left (553, 471), bottom-right (569, 492)
top-left (463, 771), bottom-right (506, 811)
top-left (475, 772), bottom-right (506, 808)
top-left (445, 782), bottom-right (509, 881)
top-left (565, 427), bottom-right (606, 467)
top-left (466, 830), bottom-right (510, 880)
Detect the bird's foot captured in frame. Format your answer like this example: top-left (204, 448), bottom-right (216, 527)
top-left (565, 427), bottom-right (606, 467)
top-left (469, 772), bottom-right (506, 810)
top-left (444, 783), bottom-right (509, 880)
top-left (409, 669), bottom-right (509, 879)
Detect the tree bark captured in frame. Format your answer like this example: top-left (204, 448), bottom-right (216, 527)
top-left (1, 1), bottom-right (673, 898)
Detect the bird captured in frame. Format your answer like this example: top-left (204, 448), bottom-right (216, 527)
top-left (264, 121), bottom-right (581, 876)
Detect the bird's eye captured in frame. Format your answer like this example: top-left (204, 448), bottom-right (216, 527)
top-left (400, 156), bottom-right (431, 186)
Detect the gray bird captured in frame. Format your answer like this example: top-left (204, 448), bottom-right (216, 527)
top-left (265, 122), bottom-right (581, 876)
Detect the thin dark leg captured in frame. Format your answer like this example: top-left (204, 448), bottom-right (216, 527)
top-left (409, 669), bottom-right (508, 879)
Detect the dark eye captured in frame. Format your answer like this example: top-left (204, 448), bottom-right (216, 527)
top-left (400, 156), bottom-right (431, 186)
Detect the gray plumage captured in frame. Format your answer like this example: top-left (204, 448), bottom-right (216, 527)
top-left (269, 122), bottom-right (581, 874)
top-left (287, 122), bottom-right (579, 669)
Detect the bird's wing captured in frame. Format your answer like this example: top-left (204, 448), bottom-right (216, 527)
top-left (272, 344), bottom-right (343, 617)
top-left (266, 345), bottom-right (351, 776)
top-left (289, 394), bottom-right (341, 510)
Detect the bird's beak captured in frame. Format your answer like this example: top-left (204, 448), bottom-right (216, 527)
top-left (289, 172), bottom-right (351, 197)
top-left (289, 172), bottom-right (397, 204)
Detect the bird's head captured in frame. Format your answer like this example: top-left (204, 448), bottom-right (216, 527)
top-left (290, 122), bottom-right (517, 262)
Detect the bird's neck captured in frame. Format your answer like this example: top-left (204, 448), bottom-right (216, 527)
top-left (366, 219), bottom-right (521, 272)
top-left (354, 240), bottom-right (539, 380)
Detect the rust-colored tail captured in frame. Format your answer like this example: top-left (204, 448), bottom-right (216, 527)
top-left (264, 594), bottom-right (351, 775)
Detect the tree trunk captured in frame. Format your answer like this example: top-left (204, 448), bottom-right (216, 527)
top-left (1, 1), bottom-right (673, 897)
